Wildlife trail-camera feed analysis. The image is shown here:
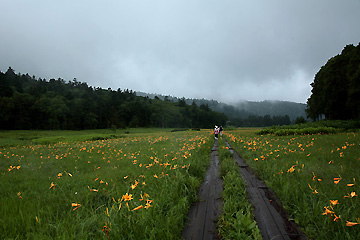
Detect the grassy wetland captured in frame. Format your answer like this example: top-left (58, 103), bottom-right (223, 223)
top-left (1, 125), bottom-right (360, 239)
top-left (1, 129), bottom-right (212, 239)
top-left (225, 127), bottom-right (360, 239)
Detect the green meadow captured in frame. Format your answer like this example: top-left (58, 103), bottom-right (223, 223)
top-left (1, 127), bottom-right (360, 239)
top-left (225, 128), bottom-right (360, 239)
top-left (1, 129), bottom-right (212, 239)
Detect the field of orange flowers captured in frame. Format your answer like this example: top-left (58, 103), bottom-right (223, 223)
top-left (0, 129), bottom-right (213, 239)
top-left (225, 128), bottom-right (360, 239)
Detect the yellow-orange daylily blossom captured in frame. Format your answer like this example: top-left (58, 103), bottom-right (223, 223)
top-left (141, 192), bottom-right (150, 199)
top-left (347, 178), bottom-right (356, 187)
top-left (8, 165), bottom-right (21, 171)
top-left (87, 186), bottom-right (98, 192)
top-left (72, 202), bottom-right (81, 211)
top-left (287, 165), bottom-right (296, 173)
top-left (333, 214), bottom-right (340, 222)
top-left (334, 177), bottom-right (341, 184)
top-left (330, 200), bottom-right (339, 206)
top-left (344, 191), bottom-right (357, 198)
top-left (308, 184), bottom-right (318, 194)
top-left (132, 205), bottom-right (143, 211)
top-left (346, 221), bottom-right (359, 227)
top-left (145, 199), bottom-right (153, 209)
top-left (121, 193), bottom-right (133, 201)
top-left (130, 180), bottom-right (139, 190)
top-left (322, 206), bottom-right (334, 216)
top-left (49, 182), bottom-right (56, 189)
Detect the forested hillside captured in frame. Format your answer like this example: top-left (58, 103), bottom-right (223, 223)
top-left (0, 67), bottom-right (227, 130)
top-left (136, 92), bottom-right (307, 126)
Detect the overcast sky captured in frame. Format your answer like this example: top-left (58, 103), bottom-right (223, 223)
top-left (1, 0), bottom-right (359, 104)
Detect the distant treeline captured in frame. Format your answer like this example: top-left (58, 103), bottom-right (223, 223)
top-left (136, 93), bottom-right (306, 127)
top-left (0, 67), bottom-right (227, 130)
top-left (229, 114), bottom-right (291, 127)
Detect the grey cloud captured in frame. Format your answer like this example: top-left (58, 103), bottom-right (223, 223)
top-left (1, 0), bottom-right (359, 104)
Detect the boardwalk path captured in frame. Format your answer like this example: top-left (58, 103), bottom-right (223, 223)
top-left (225, 140), bottom-right (307, 240)
top-left (182, 139), bottom-right (307, 240)
top-left (182, 140), bottom-right (223, 240)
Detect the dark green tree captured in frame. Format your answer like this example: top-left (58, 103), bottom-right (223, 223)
top-left (307, 43), bottom-right (360, 120)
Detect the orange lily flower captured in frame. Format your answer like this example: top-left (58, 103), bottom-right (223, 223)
top-left (132, 205), bottom-right (143, 211)
top-left (87, 186), bottom-right (98, 192)
top-left (308, 184), bottom-right (318, 194)
top-left (330, 200), bottom-right (339, 206)
top-left (49, 182), bottom-right (56, 189)
top-left (72, 202), bottom-right (81, 211)
top-left (130, 180), bottom-right (139, 190)
top-left (312, 172), bottom-right (316, 181)
top-left (346, 221), bottom-right (359, 227)
top-left (344, 191), bottom-right (357, 198)
top-left (121, 193), bottom-right (133, 201)
top-left (334, 177), bottom-right (341, 184)
top-left (287, 165), bottom-right (296, 173)
top-left (322, 206), bottom-right (334, 216)
top-left (145, 199), bottom-right (153, 209)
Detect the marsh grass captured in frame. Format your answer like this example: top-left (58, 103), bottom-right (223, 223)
top-left (1, 129), bottom-right (212, 239)
top-left (0, 128), bottom-right (181, 148)
top-left (225, 129), bottom-right (360, 239)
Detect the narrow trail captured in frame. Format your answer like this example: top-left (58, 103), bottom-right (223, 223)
top-left (225, 139), bottom-right (307, 240)
top-left (182, 137), bottom-right (308, 240)
top-left (182, 139), bottom-right (223, 240)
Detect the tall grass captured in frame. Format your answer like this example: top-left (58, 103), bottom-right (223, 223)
top-left (0, 129), bottom-right (212, 239)
top-left (225, 129), bottom-right (360, 239)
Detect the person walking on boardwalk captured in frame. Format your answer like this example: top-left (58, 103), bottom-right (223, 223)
top-left (214, 125), bottom-right (219, 140)
top-left (219, 126), bottom-right (223, 138)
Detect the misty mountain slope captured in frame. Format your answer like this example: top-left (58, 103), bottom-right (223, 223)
top-left (135, 92), bottom-right (307, 121)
